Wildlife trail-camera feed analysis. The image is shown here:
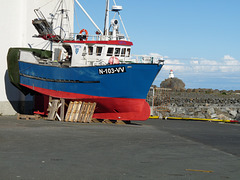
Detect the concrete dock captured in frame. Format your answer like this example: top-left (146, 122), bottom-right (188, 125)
top-left (0, 116), bottom-right (240, 180)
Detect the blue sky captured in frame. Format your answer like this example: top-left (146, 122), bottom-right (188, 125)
top-left (74, 0), bottom-right (240, 90)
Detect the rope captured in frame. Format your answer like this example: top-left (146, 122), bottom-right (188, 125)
top-left (74, 6), bottom-right (81, 32)
top-left (38, 0), bottom-right (55, 10)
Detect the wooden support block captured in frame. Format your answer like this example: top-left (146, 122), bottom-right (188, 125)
top-left (18, 98), bottom-right (98, 123)
top-left (56, 103), bottom-right (62, 121)
top-left (91, 118), bottom-right (101, 123)
top-left (102, 119), bottom-right (113, 124)
top-left (65, 101), bottom-right (74, 122)
top-left (83, 103), bottom-right (91, 123)
top-left (33, 114), bottom-right (41, 120)
top-left (49, 96), bottom-right (52, 103)
top-left (86, 103), bottom-right (96, 123)
top-left (116, 120), bottom-right (127, 125)
top-left (82, 103), bottom-right (89, 123)
top-left (17, 113), bottom-right (21, 120)
top-left (65, 101), bottom-right (97, 123)
top-left (74, 101), bottom-right (82, 122)
top-left (60, 98), bottom-right (65, 121)
top-left (69, 101), bottom-right (79, 122)
top-left (47, 99), bottom-right (60, 120)
top-left (77, 102), bottom-right (86, 122)
top-left (17, 113), bottom-right (41, 120)
top-left (82, 102), bottom-right (89, 122)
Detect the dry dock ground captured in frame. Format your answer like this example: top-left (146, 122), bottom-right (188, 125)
top-left (0, 116), bottom-right (240, 180)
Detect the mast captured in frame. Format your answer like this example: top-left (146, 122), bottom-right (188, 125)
top-left (59, 0), bottom-right (64, 38)
top-left (104, 0), bottom-right (109, 36)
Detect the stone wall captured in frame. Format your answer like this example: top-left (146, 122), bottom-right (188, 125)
top-left (148, 88), bottom-right (240, 121)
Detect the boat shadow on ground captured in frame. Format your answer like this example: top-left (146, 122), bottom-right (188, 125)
top-left (4, 70), bottom-right (33, 114)
top-left (43, 117), bottom-right (143, 126)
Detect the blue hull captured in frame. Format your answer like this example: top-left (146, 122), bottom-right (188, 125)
top-left (19, 62), bottom-right (163, 99)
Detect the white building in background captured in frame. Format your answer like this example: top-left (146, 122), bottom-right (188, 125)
top-left (0, 0), bottom-right (74, 115)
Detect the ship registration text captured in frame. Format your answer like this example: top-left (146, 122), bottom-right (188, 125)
top-left (98, 66), bottom-right (126, 75)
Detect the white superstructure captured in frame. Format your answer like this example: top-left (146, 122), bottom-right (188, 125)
top-left (0, 0), bottom-right (74, 115)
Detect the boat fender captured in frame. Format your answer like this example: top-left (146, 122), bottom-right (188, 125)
top-left (108, 56), bottom-right (119, 64)
top-left (79, 29), bottom-right (88, 40)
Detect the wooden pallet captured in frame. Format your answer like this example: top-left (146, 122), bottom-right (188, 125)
top-left (65, 101), bottom-right (96, 123)
top-left (47, 97), bottom-right (65, 121)
top-left (17, 113), bottom-right (41, 120)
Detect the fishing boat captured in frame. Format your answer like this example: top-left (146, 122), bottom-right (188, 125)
top-left (7, 0), bottom-right (164, 121)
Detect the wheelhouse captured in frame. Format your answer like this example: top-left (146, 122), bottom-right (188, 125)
top-left (50, 40), bottom-right (133, 67)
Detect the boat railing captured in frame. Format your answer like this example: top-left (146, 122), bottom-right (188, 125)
top-left (68, 33), bottom-right (130, 41)
top-left (76, 51), bottom-right (164, 65)
top-left (131, 55), bottom-right (164, 65)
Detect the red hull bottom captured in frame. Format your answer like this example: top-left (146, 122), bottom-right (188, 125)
top-left (91, 98), bottom-right (150, 121)
top-left (23, 84), bottom-right (150, 121)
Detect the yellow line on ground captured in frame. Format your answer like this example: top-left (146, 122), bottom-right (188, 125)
top-left (185, 169), bottom-right (214, 173)
top-left (149, 116), bottom-right (239, 123)
top-left (166, 117), bottom-right (228, 122)
top-left (149, 116), bottom-right (159, 119)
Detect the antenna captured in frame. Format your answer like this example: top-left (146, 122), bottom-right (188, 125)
top-left (104, 0), bottom-right (110, 36)
top-left (110, 1), bottom-right (129, 40)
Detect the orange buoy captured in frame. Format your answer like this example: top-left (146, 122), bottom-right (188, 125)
top-left (79, 29), bottom-right (88, 40)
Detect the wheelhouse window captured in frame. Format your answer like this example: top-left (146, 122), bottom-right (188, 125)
top-left (96, 47), bottom-right (103, 56)
top-left (115, 48), bottom-right (120, 57)
top-left (121, 48), bottom-right (126, 57)
top-left (88, 46), bottom-right (93, 55)
top-left (126, 48), bottom-right (131, 57)
top-left (82, 46), bottom-right (87, 56)
top-left (107, 48), bottom-right (114, 56)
